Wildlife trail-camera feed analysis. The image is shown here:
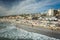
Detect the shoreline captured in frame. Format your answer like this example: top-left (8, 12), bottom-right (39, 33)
top-left (0, 19), bottom-right (60, 31)
top-left (15, 23), bottom-right (60, 39)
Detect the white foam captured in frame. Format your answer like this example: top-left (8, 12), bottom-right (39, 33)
top-left (0, 25), bottom-right (59, 40)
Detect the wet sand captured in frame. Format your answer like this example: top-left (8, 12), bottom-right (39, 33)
top-left (16, 24), bottom-right (60, 39)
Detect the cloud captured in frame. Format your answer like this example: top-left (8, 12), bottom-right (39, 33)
top-left (0, 0), bottom-right (60, 16)
top-left (10, 0), bottom-right (60, 13)
top-left (0, 6), bottom-right (8, 16)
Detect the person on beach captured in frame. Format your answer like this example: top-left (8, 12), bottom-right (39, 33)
top-left (31, 23), bottom-right (33, 28)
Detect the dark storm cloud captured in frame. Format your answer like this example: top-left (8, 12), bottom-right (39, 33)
top-left (0, 0), bottom-right (24, 16)
top-left (0, 0), bottom-right (24, 8)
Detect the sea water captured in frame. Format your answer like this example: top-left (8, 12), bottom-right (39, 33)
top-left (0, 22), bottom-right (60, 40)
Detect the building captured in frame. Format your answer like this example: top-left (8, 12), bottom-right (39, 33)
top-left (58, 9), bottom-right (60, 15)
top-left (47, 9), bottom-right (59, 17)
top-left (56, 9), bottom-right (60, 19)
top-left (47, 9), bottom-right (54, 16)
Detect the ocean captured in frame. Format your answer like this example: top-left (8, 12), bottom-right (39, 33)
top-left (0, 22), bottom-right (59, 40)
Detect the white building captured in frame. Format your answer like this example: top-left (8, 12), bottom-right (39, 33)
top-left (47, 9), bottom-right (54, 16)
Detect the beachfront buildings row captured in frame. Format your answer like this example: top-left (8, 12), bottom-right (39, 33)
top-left (0, 9), bottom-right (60, 20)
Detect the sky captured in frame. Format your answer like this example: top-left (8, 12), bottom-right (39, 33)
top-left (0, 0), bottom-right (60, 16)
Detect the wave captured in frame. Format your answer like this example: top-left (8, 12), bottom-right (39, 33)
top-left (0, 22), bottom-right (59, 40)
